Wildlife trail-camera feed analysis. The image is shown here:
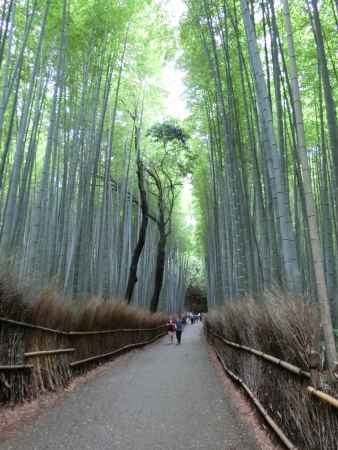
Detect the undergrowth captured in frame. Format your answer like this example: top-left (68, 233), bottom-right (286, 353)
top-left (205, 293), bottom-right (338, 450)
top-left (0, 276), bottom-right (166, 331)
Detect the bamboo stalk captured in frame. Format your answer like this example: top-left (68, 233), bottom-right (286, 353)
top-left (24, 348), bottom-right (75, 357)
top-left (214, 348), bottom-right (298, 450)
top-left (210, 331), bottom-right (310, 378)
top-left (70, 332), bottom-right (166, 367)
top-left (307, 386), bottom-right (338, 410)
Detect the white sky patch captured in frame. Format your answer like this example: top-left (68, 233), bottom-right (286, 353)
top-left (156, 0), bottom-right (189, 120)
top-left (158, 0), bottom-right (187, 26)
top-left (161, 57), bottom-right (189, 120)
top-left (181, 176), bottom-right (197, 228)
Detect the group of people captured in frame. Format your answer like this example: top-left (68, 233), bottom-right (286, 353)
top-left (189, 312), bottom-right (202, 324)
top-left (167, 312), bottom-right (202, 345)
top-left (167, 316), bottom-right (184, 345)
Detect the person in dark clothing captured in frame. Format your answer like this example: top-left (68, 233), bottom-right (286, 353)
top-left (175, 316), bottom-right (183, 344)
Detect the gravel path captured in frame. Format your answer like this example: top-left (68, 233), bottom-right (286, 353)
top-left (0, 323), bottom-right (259, 450)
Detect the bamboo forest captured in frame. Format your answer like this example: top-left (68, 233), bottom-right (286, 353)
top-left (0, 1), bottom-right (338, 448)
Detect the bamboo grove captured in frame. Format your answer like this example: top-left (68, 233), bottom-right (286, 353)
top-left (1, 0), bottom-right (337, 364)
top-left (180, 0), bottom-right (337, 366)
top-left (0, 0), bottom-right (189, 313)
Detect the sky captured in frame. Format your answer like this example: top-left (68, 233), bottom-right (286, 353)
top-left (161, 0), bottom-right (187, 26)
top-left (159, 0), bottom-right (189, 120)
top-left (161, 58), bottom-right (189, 120)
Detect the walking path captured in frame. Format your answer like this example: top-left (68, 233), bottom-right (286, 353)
top-left (0, 323), bottom-right (259, 450)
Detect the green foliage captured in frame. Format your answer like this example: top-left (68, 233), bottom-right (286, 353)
top-left (147, 120), bottom-right (189, 147)
top-left (146, 119), bottom-right (196, 179)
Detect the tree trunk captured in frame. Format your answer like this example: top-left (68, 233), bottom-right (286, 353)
top-left (150, 231), bottom-right (167, 313)
top-left (125, 128), bottom-right (149, 302)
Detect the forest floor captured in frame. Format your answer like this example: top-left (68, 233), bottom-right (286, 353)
top-left (0, 324), bottom-right (278, 450)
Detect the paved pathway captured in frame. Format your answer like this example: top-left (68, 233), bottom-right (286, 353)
top-left (0, 323), bottom-right (259, 450)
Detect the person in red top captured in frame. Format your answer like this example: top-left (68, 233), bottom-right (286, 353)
top-left (167, 318), bottom-right (176, 344)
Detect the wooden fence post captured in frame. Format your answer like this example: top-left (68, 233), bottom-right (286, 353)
top-left (310, 350), bottom-right (320, 388)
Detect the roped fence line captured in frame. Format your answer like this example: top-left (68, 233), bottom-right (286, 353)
top-left (213, 347), bottom-right (297, 450)
top-left (0, 317), bottom-right (167, 404)
top-left (0, 317), bottom-right (69, 334)
top-left (207, 329), bottom-right (338, 450)
top-left (208, 331), bottom-right (338, 410)
top-left (70, 334), bottom-right (166, 368)
top-left (0, 364), bottom-right (33, 370)
top-left (0, 317), bottom-right (166, 334)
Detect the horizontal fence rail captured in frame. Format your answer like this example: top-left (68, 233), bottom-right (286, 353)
top-left (70, 334), bottom-right (165, 367)
top-left (214, 348), bottom-right (297, 450)
top-left (24, 349), bottom-right (75, 357)
top-left (206, 324), bottom-right (338, 450)
top-left (0, 317), bottom-right (69, 334)
top-left (209, 331), bottom-right (311, 378)
top-left (307, 386), bottom-right (338, 410)
top-left (0, 317), bottom-right (167, 335)
top-left (208, 330), bottom-right (338, 410)
top-left (68, 326), bottom-right (167, 335)
top-left (0, 365), bottom-right (33, 370)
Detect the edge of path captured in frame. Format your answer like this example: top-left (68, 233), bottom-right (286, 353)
top-left (0, 337), bottom-right (165, 437)
top-left (206, 340), bottom-right (283, 450)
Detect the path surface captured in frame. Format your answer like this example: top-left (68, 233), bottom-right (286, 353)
top-left (0, 324), bottom-right (259, 450)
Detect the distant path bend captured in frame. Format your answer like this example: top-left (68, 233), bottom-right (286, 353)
top-left (0, 323), bottom-right (259, 450)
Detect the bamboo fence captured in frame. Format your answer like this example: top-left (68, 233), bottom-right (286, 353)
top-left (0, 317), bottom-right (166, 404)
top-left (208, 330), bottom-right (338, 410)
top-left (206, 327), bottom-right (338, 450)
top-left (214, 347), bottom-right (297, 450)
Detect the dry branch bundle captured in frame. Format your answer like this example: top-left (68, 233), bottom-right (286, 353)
top-left (0, 279), bottom-right (167, 405)
top-left (205, 293), bottom-right (338, 450)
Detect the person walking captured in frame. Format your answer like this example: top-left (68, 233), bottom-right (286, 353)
top-left (167, 318), bottom-right (176, 344)
top-left (181, 315), bottom-right (187, 331)
top-left (175, 316), bottom-right (183, 345)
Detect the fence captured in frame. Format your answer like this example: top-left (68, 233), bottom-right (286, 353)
top-left (205, 323), bottom-right (338, 450)
top-left (0, 317), bottom-right (166, 405)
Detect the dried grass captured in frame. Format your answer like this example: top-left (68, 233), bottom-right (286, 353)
top-left (0, 277), bottom-right (167, 405)
top-left (0, 277), bottom-right (166, 332)
top-left (205, 293), bottom-right (338, 450)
